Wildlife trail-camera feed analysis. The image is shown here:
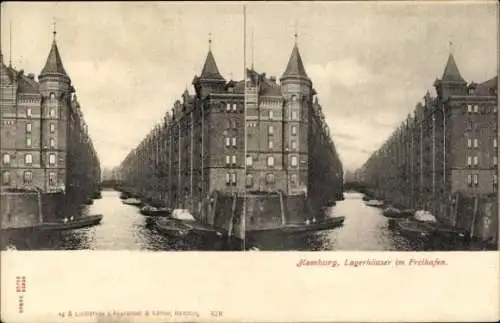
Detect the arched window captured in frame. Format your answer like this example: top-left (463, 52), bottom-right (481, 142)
top-left (265, 173), bottom-right (275, 184)
top-left (2, 154), bottom-right (10, 165)
top-left (49, 153), bottom-right (56, 165)
top-left (291, 174), bottom-right (298, 186)
top-left (25, 154), bottom-right (32, 165)
top-left (49, 92), bottom-right (56, 101)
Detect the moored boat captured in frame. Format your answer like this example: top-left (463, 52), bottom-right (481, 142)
top-left (382, 207), bottom-right (411, 219)
top-left (119, 192), bottom-right (131, 200)
top-left (140, 205), bottom-right (171, 217)
top-left (38, 214), bottom-right (103, 231)
top-left (395, 218), bottom-right (433, 239)
top-left (365, 199), bottom-right (384, 207)
top-left (155, 217), bottom-right (193, 237)
top-left (169, 209), bottom-right (222, 237)
top-left (92, 191), bottom-right (102, 199)
top-left (84, 198), bottom-right (94, 205)
top-left (122, 198), bottom-right (142, 206)
top-left (249, 216), bottom-right (345, 235)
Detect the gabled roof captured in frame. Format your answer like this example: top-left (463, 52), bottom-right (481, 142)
top-left (199, 50), bottom-right (225, 81)
top-left (281, 44), bottom-right (309, 80)
top-left (441, 53), bottom-right (465, 83)
top-left (17, 74), bottom-right (39, 94)
top-left (475, 75), bottom-right (498, 96)
top-left (40, 39), bottom-right (68, 76)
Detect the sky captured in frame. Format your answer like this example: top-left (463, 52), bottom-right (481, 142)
top-left (1, 1), bottom-right (498, 172)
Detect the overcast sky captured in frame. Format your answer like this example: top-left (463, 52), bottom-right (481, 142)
top-left (1, 1), bottom-right (497, 171)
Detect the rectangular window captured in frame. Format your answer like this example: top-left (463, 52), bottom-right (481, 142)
top-left (291, 174), bottom-right (298, 186)
top-left (467, 138), bottom-right (472, 148)
top-left (267, 156), bottom-right (274, 167)
top-left (291, 125), bottom-right (297, 136)
top-left (467, 104), bottom-right (473, 113)
top-left (473, 174), bottom-right (479, 186)
top-left (26, 108), bottom-right (32, 117)
top-left (291, 140), bottom-right (297, 150)
top-left (26, 123), bottom-right (32, 133)
top-left (268, 140), bottom-right (274, 149)
top-left (473, 105), bottom-right (479, 113)
top-left (49, 172), bottom-right (57, 186)
top-left (246, 155), bottom-right (253, 166)
top-left (226, 103), bottom-right (231, 112)
top-left (26, 137), bottom-right (32, 147)
top-left (2, 154), bottom-right (10, 165)
top-left (232, 104), bottom-right (237, 112)
top-left (49, 153), bottom-right (56, 166)
top-left (225, 155), bottom-right (231, 165)
top-left (494, 138), bottom-right (497, 148)
top-left (269, 110), bottom-right (274, 120)
top-left (473, 138), bottom-right (478, 148)
top-left (231, 155), bottom-right (236, 165)
top-left (50, 138), bottom-right (56, 148)
top-left (225, 173), bottom-right (231, 185)
top-left (23, 171), bottom-right (32, 184)
top-left (231, 172), bottom-right (236, 185)
top-left (291, 156), bottom-right (298, 167)
top-left (473, 156), bottom-right (478, 166)
top-left (50, 108), bottom-right (56, 117)
top-left (467, 174), bottom-right (472, 186)
top-left (268, 125), bottom-right (274, 135)
top-left (232, 137), bottom-right (236, 147)
top-left (494, 156), bottom-right (498, 166)
top-left (292, 111), bottom-right (298, 120)
top-left (2, 171), bottom-right (10, 185)
top-left (232, 119), bottom-right (237, 129)
top-left (494, 174), bottom-right (498, 185)
top-left (225, 137), bottom-right (230, 147)
top-left (50, 123), bottom-right (55, 133)
top-left (467, 156), bottom-right (472, 167)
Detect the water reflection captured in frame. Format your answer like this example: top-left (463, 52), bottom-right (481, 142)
top-left (3, 190), bottom-right (444, 251)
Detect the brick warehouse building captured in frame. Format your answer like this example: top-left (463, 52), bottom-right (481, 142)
top-left (0, 32), bottom-right (100, 226)
top-left (356, 52), bottom-right (498, 241)
top-left (119, 39), bottom-right (343, 231)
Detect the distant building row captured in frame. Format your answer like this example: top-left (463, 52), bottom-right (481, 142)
top-left (356, 52), bottom-right (497, 220)
top-left (118, 40), bottom-right (343, 222)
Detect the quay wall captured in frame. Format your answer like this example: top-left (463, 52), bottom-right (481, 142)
top-left (0, 192), bottom-right (41, 229)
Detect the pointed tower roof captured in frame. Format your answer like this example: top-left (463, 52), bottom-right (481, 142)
top-left (441, 53), bottom-right (465, 83)
top-left (199, 49), bottom-right (225, 81)
top-left (40, 36), bottom-right (68, 77)
top-left (281, 43), bottom-right (309, 80)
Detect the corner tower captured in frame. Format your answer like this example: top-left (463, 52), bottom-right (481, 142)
top-left (280, 36), bottom-right (312, 195)
top-left (193, 38), bottom-right (226, 99)
top-left (434, 51), bottom-right (468, 101)
top-left (38, 29), bottom-right (72, 192)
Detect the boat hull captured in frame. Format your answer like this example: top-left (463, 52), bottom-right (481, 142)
top-left (155, 218), bottom-right (192, 237)
top-left (38, 215), bottom-right (103, 231)
top-left (248, 216), bottom-right (345, 236)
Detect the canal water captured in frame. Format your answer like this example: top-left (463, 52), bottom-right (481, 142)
top-left (5, 190), bottom-right (428, 251)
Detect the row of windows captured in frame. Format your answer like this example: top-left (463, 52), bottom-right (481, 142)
top-left (265, 140), bottom-right (297, 150)
top-left (466, 104), bottom-right (497, 114)
top-left (225, 103), bottom-right (238, 112)
top-left (1, 171), bottom-right (57, 185)
top-left (225, 137), bottom-right (237, 147)
top-left (24, 108), bottom-right (57, 118)
top-left (242, 155), bottom-right (299, 167)
top-left (2, 153), bottom-right (57, 165)
top-left (467, 156), bottom-right (498, 167)
top-left (238, 173), bottom-right (299, 187)
top-left (24, 136), bottom-right (56, 148)
top-left (466, 138), bottom-right (497, 148)
top-left (25, 123), bottom-right (56, 133)
top-left (466, 174), bottom-right (498, 186)
top-left (245, 123), bottom-right (299, 136)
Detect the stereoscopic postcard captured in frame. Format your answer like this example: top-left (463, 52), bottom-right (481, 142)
top-left (1, 1), bottom-right (498, 322)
